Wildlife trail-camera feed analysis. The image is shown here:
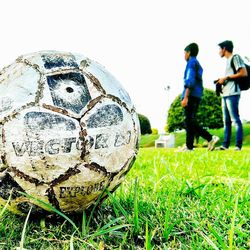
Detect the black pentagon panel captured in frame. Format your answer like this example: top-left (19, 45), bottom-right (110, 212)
top-left (0, 173), bottom-right (24, 199)
top-left (87, 105), bottom-right (123, 128)
top-left (42, 54), bottom-right (78, 69)
top-left (24, 112), bottom-right (76, 131)
top-left (47, 72), bottom-right (91, 114)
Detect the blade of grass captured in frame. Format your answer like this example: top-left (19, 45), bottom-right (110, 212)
top-left (163, 206), bottom-right (175, 241)
top-left (145, 220), bottom-right (151, 250)
top-left (96, 217), bottom-right (126, 231)
top-left (145, 220), bottom-right (157, 250)
top-left (133, 178), bottom-right (139, 235)
top-left (196, 229), bottom-right (219, 250)
top-left (0, 189), bottom-right (13, 218)
top-left (18, 191), bottom-right (79, 233)
top-left (85, 185), bottom-right (110, 231)
top-left (106, 189), bottom-right (129, 221)
top-left (89, 224), bottom-right (130, 238)
top-left (229, 195), bottom-right (238, 250)
top-left (70, 231), bottom-right (76, 250)
top-left (208, 223), bottom-right (227, 249)
top-left (89, 220), bottom-right (130, 238)
top-left (19, 206), bottom-right (32, 250)
top-left (81, 210), bottom-right (87, 237)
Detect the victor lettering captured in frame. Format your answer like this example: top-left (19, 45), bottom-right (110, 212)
top-left (12, 137), bottom-right (77, 156)
top-left (12, 131), bottom-right (132, 157)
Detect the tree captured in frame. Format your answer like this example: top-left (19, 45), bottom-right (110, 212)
top-left (166, 88), bottom-right (223, 132)
top-left (138, 113), bottom-right (152, 135)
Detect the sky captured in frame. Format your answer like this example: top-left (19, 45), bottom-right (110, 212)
top-left (1, 0), bottom-right (250, 133)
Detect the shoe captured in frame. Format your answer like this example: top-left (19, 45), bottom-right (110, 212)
top-left (215, 146), bottom-right (228, 150)
top-left (207, 135), bottom-right (220, 151)
top-left (234, 147), bottom-right (241, 151)
top-left (176, 146), bottom-right (194, 152)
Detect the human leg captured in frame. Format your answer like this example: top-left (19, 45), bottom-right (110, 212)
top-left (184, 97), bottom-right (197, 150)
top-left (185, 96), bottom-right (215, 149)
top-left (190, 97), bottom-right (212, 142)
top-left (194, 125), bottom-right (212, 142)
top-left (184, 109), bottom-right (195, 150)
top-left (225, 95), bottom-right (243, 149)
top-left (190, 99), bottom-right (220, 150)
top-left (207, 135), bottom-right (220, 151)
top-left (222, 97), bottom-right (232, 148)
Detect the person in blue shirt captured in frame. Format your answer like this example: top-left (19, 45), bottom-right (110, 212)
top-left (179, 43), bottom-right (219, 152)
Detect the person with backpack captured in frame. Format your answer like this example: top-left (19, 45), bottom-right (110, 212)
top-left (178, 42), bottom-right (219, 152)
top-left (215, 40), bottom-right (247, 151)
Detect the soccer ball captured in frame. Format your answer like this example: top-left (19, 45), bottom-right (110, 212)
top-left (0, 51), bottom-right (140, 215)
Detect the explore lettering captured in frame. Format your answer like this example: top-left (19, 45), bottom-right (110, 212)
top-left (59, 180), bottom-right (106, 198)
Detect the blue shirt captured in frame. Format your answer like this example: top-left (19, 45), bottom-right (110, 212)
top-left (182, 57), bottom-right (203, 99)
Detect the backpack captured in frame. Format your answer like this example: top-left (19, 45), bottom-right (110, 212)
top-left (231, 54), bottom-right (250, 91)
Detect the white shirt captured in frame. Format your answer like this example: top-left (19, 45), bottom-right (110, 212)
top-left (222, 54), bottom-right (245, 97)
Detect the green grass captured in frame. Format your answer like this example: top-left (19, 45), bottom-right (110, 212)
top-left (0, 148), bottom-right (249, 249)
top-left (139, 134), bottom-right (160, 148)
top-left (140, 123), bottom-right (250, 148)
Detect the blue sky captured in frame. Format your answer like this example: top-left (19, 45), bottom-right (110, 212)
top-left (1, 0), bottom-right (250, 132)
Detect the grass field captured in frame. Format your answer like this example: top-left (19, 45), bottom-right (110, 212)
top-left (0, 124), bottom-right (250, 250)
top-left (0, 146), bottom-right (249, 249)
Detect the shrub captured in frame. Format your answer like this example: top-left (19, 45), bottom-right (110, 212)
top-left (151, 128), bottom-right (158, 135)
top-left (138, 113), bottom-right (152, 135)
top-left (166, 88), bottom-right (223, 132)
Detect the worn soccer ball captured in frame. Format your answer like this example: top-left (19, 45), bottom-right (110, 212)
top-left (0, 51), bottom-right (140, 215)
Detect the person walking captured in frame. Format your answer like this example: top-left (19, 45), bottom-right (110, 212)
top-left (178, 42), bottom-right (219, 152)
top-left (215, 40), bottom-right (247, 150)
